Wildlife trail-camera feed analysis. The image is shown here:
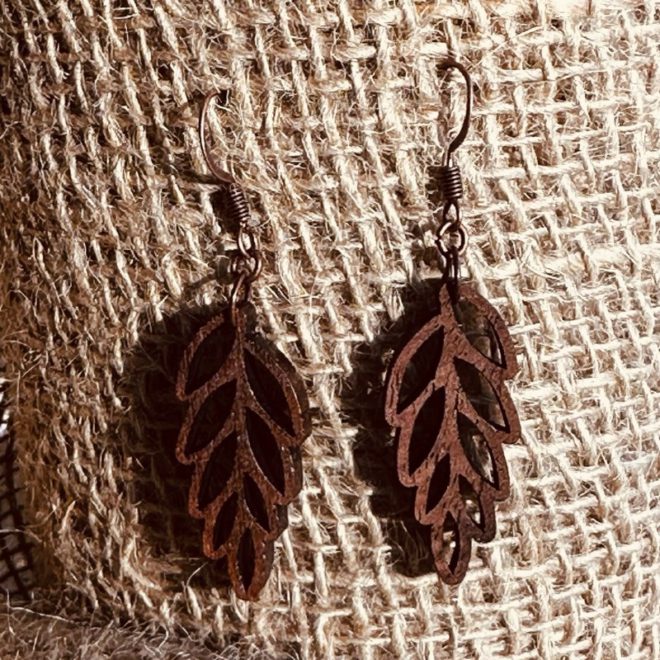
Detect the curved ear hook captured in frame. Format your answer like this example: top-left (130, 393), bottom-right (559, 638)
top-left (199, 91), bottom-right (235, 184)
top-left (438, 59), bottom-right (472, 166)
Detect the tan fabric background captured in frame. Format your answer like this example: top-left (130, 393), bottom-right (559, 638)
top-left (1, 1), bottom-right (659, 657)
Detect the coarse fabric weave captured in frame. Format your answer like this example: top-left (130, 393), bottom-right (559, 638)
top-left (1, 1), bottom-right (659, 658)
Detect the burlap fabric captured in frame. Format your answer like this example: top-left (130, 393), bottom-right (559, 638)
top-left (1, 1), bottom-right (659, 657)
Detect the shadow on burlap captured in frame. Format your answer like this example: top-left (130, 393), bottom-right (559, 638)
top-left (345, 279), bottom-right (440, 580)
top-left (1, 1), bottom-right (659, 657)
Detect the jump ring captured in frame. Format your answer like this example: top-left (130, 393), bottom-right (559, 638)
top-left (237, 228), bottom-right (260, 257)
top-left (230, 272), bottom-right (251, 321)
top-left (437, 222), bottom-right (468, 256)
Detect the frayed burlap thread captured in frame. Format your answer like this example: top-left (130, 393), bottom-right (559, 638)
top-left (1, 1), bottom-right (659, 657)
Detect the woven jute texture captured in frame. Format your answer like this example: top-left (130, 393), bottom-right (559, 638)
top-left (1, 1), bottom-right (659, 657)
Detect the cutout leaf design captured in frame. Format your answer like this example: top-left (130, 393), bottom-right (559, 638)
top-left (176, 306), bottom-right (310, 600)
top-left (385, 282), bottom-right (520, 585)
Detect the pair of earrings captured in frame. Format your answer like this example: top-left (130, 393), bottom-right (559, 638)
top-left (175, 60), bottom-right (521, 600)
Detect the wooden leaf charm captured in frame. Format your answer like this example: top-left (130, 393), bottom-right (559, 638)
top-left (176, 306), bottom-right (310, 600)
top-left (385, 281), bottom-right (520, 585)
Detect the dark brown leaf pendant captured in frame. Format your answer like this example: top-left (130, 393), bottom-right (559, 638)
top-left (384, 59), bottom-right (520, 585)
top-left (174, 92), bottom-right (311, 599)
top-left (385, 281), bottom-right (520, 584)
top-left (176, 305), bottom-right (310, 599)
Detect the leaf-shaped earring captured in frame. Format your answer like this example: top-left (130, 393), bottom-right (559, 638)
top-left (175, 93), bottom-right (311, 600)
top-left (384, 60), bottom-right (521, 585)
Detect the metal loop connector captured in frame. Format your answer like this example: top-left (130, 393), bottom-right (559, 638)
top-left (230, 271), bottom-right (251, 323)
top-left (437, 220), bottom-right (468, 257)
